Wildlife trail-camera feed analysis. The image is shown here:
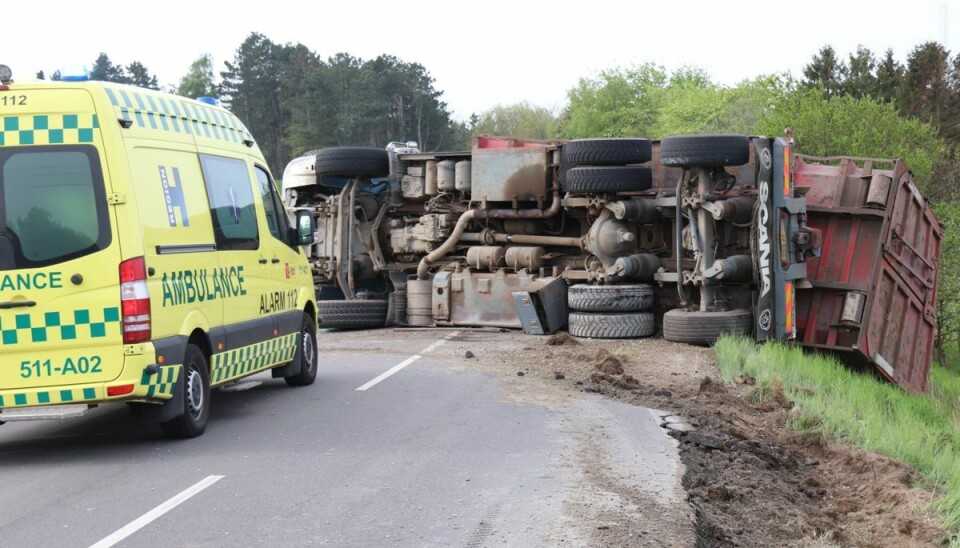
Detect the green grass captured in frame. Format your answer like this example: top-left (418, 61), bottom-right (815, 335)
top-left (714, 336), bottom-right (960, 544)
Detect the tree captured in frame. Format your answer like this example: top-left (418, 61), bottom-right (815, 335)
top-left (801, 45), bottom-right (847, 99)
top-left (221, 33), bottom-right (289, 175)
top-left (126, 61), bottom-right (159, 90)
top-left (757, 87), bottom-right (943, 186)
top-left (875, 49), bottom-right (903, 103)
top-left (561, 64), bottom-right (668, 138)
top-left (844, 45), bottom-right (877, 99)
top-left (473, 102), bottom-right (560, 139)
top-left (178, 54), bottom-right (218, 99)
top-left (89, 53), bottom-right (127, 83)
top-left (901, 41), bottom-right (952, 129)
top-left (36, 70), bottom-right (45, 80)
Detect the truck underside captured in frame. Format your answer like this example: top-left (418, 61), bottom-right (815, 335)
top-left (283, 135), bottom-right (941, 392)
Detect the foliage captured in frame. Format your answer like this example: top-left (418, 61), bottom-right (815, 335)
top-left (177, 55), bottom-right (218, 99)
top-left (472, 101), bottom-right (560, 140)
top-left (715, 336), bottom-right (960, 540)
top-left (560, 63), bottom-right (792, 139)
top-left (219, 33), bottom-right (460, 174)
top-left (126, 61), bottom-right (159, 90)
top-left (756, 87), bottom-right (944, 183)
top-left (88, 53), bottom-right (159, 90)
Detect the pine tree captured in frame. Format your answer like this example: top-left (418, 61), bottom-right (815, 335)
top-left (802, 45), bottom-right (847, 99)
top-left (126, 61), bottom-right (159, 90)
top-left (89, 53), bottom-right (128, 83)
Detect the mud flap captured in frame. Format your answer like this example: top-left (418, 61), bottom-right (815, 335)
top-left (754, 138), bottom-right (808, 341)
top-left (512, 277), bottom-right (568, 335)
top-left (141, 366), bottom-right (185, 424)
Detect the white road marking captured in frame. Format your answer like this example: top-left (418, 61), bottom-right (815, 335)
top-left (356, 332), bottom-right (459, 391)
top-left (89, 475), bottom-right (224, 548)
top-left (356, 355), bottom-right (422, 391)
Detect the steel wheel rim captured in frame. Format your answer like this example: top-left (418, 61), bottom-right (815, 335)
top-left (302, 330), bottom-right (315, 372)
top-left (186, 366), bottom-right (204, 419)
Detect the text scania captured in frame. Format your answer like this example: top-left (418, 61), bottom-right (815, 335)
top-left (161, 266), bottom-right (247, 307)
top-left (757, 181), bottom-right (772, 298)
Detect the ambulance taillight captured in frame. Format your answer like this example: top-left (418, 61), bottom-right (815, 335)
top-left (120, 257), bottom-right (151, 343)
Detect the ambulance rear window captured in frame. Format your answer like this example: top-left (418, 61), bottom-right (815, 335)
top-left (0, 146), bottom-right (110, 270)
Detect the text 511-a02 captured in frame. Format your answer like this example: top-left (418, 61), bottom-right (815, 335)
top-left (1, 95), bottom-right (27, 106)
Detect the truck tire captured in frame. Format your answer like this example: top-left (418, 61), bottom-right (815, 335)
top-left (313, 147), bottom-right (390, 178)
top-left (161, 344), bottom-right (211, 438)
top-left (317, 299), bottom-right (388, 329)
top-left (564, 166), bottom-right (652, 194)
top-left (284, 314), bottom-right (319, 387)
top-left (568, 311), bottom-right (655, 339)
top-left (660, 135), bottom-right (750, 168)
top-left (568, 284), bottom-right (654, 312)
top-left (662, 308), bottom-right (752, 345)
top-left (562, 138), bottom-right (652, 166)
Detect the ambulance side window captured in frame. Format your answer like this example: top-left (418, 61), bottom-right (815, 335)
top-left (254, 166), bottom-right (287, 242)
top-left (199, 154), bottom-right (259, 251)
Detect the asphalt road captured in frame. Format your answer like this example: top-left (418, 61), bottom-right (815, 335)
top-left (0, 329), bottom-right (693, 547)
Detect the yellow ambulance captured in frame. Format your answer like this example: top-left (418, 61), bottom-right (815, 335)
top-left (0, 65), bottom-right (317, 437)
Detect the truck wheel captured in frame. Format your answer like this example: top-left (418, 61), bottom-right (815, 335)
top-left (314, 147), bottom-right (390, 178)
top-left (161, 344), bottom-right (211, 438)
top-left (284, 314), bottom-right (319, 387)
top-left (563, 166), bottom-right (652, 194)
top-left (568, 284), bottom-right (654, 312)
top-left (660, 135), bottom-right (750, 168)
top-left (662, 308), bottom-right (752, 345)
top-left (562, 138), bottom-right (652, 166)
top-left (568, 311), bottom-right (655, 339)
top-left (317, 300), bottom-right (388, 329)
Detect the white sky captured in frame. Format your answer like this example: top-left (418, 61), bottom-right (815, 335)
top-left (4, 0), bottom-right (959, 120)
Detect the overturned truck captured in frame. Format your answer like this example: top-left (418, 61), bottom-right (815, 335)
top-left (283, 135), bottom-right (941, 392)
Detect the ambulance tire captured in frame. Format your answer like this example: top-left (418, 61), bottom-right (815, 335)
top-left (313, 147), bottom-right (390, 178)
top-left (161, 344), bottom-right (211, 438)
top-left (659, 135), bottom-right (750, 168)
top-left (284, 315), bottom-right (319, 387)
top-left (317, 299), bottom-right (388, 329)
top-left (662, 308), bottom-right (753, 346)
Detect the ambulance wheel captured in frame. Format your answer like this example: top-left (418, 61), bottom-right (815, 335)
top-left (662, 308), bottom-right (752, 345)
top-left (161, 344), bottom-right (211, 438)
top-left (285, 315), bottom-right (318, 387)
top-left (659, 135), bottom-right (750, 168)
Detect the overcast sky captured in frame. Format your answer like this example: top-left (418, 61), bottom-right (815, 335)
top-left (4, 0), bottom-right (959, 120)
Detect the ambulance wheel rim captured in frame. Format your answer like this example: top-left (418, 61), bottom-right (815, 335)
top-left (186, 366), bottom-right (204, 419)
top-left (302, 330), bottom-right (315, 372)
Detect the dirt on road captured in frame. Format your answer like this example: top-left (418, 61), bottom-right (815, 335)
top-left (494, 333), bottom-right (948, 547)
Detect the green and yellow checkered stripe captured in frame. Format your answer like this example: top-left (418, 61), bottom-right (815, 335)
top-left (140, 364), bottom-right (181, 399)
top-left (0, 114), bottom-right (100, 147)
top-left (210, 333), bottom-right (298, 385)
top-left (0, 384), bottom-right (101, 408)
top-left (0, 307), bottom-right (120, 345)
top-left (104, 86), bottom-right (253, 145)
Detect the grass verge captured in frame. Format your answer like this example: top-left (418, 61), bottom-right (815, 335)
top-left (714, 335), bottom-right (960, 544)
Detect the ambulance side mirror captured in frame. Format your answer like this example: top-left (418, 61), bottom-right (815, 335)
top-left (293, 210), bottom-right (316, 246)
